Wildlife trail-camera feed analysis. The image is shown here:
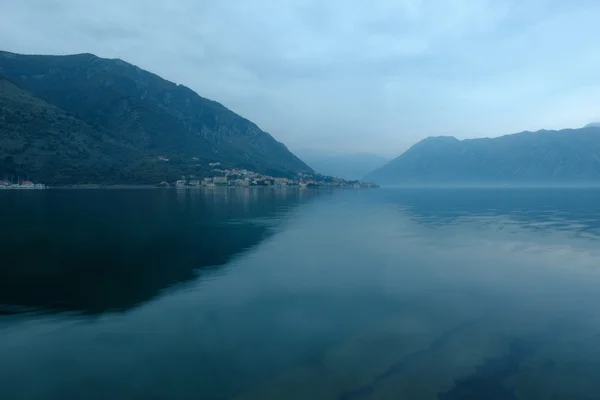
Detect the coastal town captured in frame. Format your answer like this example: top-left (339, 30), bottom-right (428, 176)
top-left (0, 180), bottom-right (46, 189)
top-left (167, 163), bottom-right (379, 189)
top-left (0, 163), bottom-right (379, 190)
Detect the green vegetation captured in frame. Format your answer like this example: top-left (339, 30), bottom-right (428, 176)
top-left (0, 51), bottom-right (311, 184)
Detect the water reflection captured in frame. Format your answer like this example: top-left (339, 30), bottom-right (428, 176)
top-left (2, 188), bottom-right (600, 399)
top-left (376, 188), bottom-right (600, 239)
top-left (0, 188), bottom-right (316, 314)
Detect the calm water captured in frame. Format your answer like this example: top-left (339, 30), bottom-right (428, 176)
top-left (2, 187), bottom-right (600, 399)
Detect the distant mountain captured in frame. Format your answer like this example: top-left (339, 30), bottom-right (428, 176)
top-left (294, 149), bottom-right (388, 180)
top-left (365, 127), bottom-right (600, 184)
top-left (0, 51), bottom-right (310, 184)
top-left (585, 122), bottom-right (600, 128)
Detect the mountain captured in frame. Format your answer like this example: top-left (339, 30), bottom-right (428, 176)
top-left (0, 51), bottom-right (310, 184)
top-left (294, 149), bottom-right (388, 180)
top-left (585, 122), bottom-right (600, 128)
top-left (365, 127), bottom-right (600, 184)
top-left (0, 77), bottom-right (134, 184)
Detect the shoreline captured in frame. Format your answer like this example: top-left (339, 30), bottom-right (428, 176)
top-left (1, 184), bottom-right (379, 190)
top-left (51, 184), bottom-right (161, 189)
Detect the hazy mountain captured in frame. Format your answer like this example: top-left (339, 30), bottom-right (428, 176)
top-left (585, 122), bottom-right (600, 128)
top-left (0, 51), bottom-right (310, 184)
top-left (295, 149), bottom-right (388, 180)
top-left (365, 127), bottom-right (600, 185)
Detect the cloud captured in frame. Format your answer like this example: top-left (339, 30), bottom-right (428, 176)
top-left (1, 0), bottom-right (600, 156)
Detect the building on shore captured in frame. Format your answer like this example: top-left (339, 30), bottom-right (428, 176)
top-left (233, 179), bottom-right (249, 187)
top-left (162, 164), bottom-right (378, 190)
top-left (0, 180), bottom-right (46, 189)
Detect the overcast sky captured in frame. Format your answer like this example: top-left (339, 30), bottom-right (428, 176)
top-left (1, 0), bottom-right (599, 156)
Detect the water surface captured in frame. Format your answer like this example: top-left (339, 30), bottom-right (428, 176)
top-left (2, 187), bottom-right (600, 399)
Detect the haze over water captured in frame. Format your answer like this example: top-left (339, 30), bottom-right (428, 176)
top-left (2, 188), bottom-right (600, 399)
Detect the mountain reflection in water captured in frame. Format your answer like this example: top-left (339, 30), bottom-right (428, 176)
top-left (0, 188), bottom-right (316, 314)
top-left (1, 188), bottom-right (600, 399)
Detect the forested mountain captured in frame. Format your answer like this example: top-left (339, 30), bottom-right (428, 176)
top-left (0, 51), bottom-right (310, 184)
top-left (0, 77), bottom-right (131, 184)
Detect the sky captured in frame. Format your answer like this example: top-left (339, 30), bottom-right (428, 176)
top-left (1, 0), bottom-right (599, 157)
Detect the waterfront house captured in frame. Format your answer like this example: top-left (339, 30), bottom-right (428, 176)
top-left (213, 176), bottom-right (228, 185)
top-left (189, 180), bottom-right (201, 187)
top-left (175, 180), bottom-right (186, 188)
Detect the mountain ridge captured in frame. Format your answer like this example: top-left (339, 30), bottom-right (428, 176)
top-left (0, 50), bottom-right (311, 183)
top-left (365, 126), bottom-right (600, 184)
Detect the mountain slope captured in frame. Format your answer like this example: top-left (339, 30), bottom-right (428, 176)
top-left (0, 51), bottom-right (310, 183)
top-left (365, 127), bottom-right (600, 184)
top-left (0, 77), bottom-right (139, 183)
top-left (294, 149), bottom-right (388, 180)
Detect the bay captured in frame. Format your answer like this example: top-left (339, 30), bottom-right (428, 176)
top-left (1, 187), bottom-right (600, 399)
